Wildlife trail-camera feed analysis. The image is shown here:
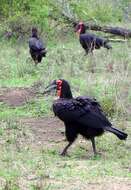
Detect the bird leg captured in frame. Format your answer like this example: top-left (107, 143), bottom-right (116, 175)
top-left (91, 138), bottom-right (97, 155)
top-left (34, 60), bottom-right (38, 66)
top-left (61, 142), bottom-right (73, 156)
top-left (84, 48), bottom-right (89, 55)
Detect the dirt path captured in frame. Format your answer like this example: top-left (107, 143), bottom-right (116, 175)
top-left (21, 117), bottom-right (65, 147)
top-left (0, 87), bottom-right (66, 149)
top-left (0, 87), bottom-right (36, 106)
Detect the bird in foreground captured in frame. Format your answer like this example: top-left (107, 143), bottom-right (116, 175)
top-left (44, 79), bottom-right (127, 156)
top-left (29, 27), bottom-right (47, 65)
top-left (75, 22), bottom-right (112, 54)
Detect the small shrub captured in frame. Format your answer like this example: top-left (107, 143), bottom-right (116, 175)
top-left (101, 96), bottom-right (116, 117)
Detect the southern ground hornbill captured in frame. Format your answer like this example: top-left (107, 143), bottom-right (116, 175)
top-left (75, 22), bottom-right (112, 54)
top-left (44, 79), bottom-right (127, 156)
top-left (29, 27), bottom-right (47, 65)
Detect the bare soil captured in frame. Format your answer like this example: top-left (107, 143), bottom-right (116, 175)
top-left (0, 87), bottom-right (65, 147)
top-left (0, 87), bottom-right (36, 107)
top-left (50, 178), bottom-right (131, 190)
top-left (21, 117), bottom-right (65, 147)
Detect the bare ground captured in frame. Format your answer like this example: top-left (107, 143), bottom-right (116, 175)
top-left (0, 87), bottom-right (36, 106)
top-left (0, 87), bottom-right (131, 190)
top-left (20, 117), bottom-right (65, 147)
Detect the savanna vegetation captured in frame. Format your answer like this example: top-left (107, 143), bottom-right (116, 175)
top-left (0, 0), bottom-right (131, 189)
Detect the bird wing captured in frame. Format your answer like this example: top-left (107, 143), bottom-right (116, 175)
top-left (29, 37), bottom-right (45, 51)
top-left (53, 97), bottom-right (111, 129)
top-left (76, 96), bottom-right (103, 114)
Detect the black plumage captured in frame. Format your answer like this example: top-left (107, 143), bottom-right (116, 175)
top-left (75, 22), bottom-right (112, 54)
top-left (29, 27), bottom-right (47, 65)
top-left (44, 79), bottom-right (127, 156)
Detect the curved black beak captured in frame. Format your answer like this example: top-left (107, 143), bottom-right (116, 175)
top-left (43, 83), bottom-right (57, 94)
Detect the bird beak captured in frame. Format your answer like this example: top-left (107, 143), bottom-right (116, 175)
top-left (76, 31), bottom-right (80, 37)
top-left (43, 84), bottom-right (57, 94)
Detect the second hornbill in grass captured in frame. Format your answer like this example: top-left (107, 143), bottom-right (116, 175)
top-left (29, 27), bottom-right (47, 65)
top-left (44, 79), bottom-right (127, 156)
top-left (75, 22), bottom-right (112, 54)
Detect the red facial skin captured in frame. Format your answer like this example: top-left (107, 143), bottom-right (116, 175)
top-left (76, 22), bottom-right (84, 36)
top-left (56, 80), bottom-right (63, 97)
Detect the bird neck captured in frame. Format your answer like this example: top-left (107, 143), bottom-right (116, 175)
top-left (60, 88), bottom-right (73, 99)
top-left (32, 33), bottom-right (38, 38)
top-left (80, 26), bottom-right (86, 34)
top-left (80, 30), bottom-right (86, 34)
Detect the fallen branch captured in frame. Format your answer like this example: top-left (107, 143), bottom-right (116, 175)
top-left (107, 39), bottom-right (127, 43)
top-left (61, 13), bottom-right (131, 38)
top-left (85, 23), bottom-right (131, 38)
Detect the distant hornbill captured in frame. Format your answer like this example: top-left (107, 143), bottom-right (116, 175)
top-left (29, 27), bottom-right (47, 65)
top-left (75, 22), bottom-right (112, 54)
top-left (44, 79), bottom-right (127, 156)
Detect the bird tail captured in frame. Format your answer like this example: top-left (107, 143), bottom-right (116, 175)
top-left (105, 126), bottom-right (127, 140)
top-left (104, 42), bottom-right (112, 49)
top-left (41, 49), bottom-right (47, 57)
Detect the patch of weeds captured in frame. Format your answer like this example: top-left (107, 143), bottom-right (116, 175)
top-left (16, 59), bottom-right (36, 78)
top-left (4, 178), bottom-right (20, 190)
top-left (5, 119), bottom-right (19, 130)
top-left (31, 180), bottom-right (51, 190)
top-left (101, 96), bottom-right (116, 117)
top-left (42, 149), bottom-right (58, 157)
top-left (0, 96), bottom-right (52, 119)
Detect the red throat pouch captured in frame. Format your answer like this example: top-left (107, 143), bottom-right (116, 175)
top-left (56, 80), bottom-right (62, 97)
top-left (77, 22), bottom-right (83, 34)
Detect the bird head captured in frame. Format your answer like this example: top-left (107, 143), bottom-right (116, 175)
top-left (75, 22), bottom-right (86, 36)
top-left (43, 79), bottom-right (73, 99)
top-left (32, 27), bottom-right (38, 37)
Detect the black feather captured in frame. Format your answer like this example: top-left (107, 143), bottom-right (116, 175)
top-left (75, 23), bottom-right (112, 54)
top-left (50, 79), bottom-right (128, 156)
top-left (29, 28), bottom-right (47, 64)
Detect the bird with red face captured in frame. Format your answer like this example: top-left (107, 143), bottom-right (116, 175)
top-left (75, 22), bottom-right (112, 54)
top-left (44, 79), bottom-right (127, 156)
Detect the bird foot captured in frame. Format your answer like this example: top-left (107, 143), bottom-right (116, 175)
top-left (60, 151), bottom-right (70, 157)
top-left (60, 151), bottom-right (67, 156)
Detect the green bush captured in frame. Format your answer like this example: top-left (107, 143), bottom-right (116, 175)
top-left (71, 0), bottom-right (123, 23)
top-left (0, 0), bottom-right (130, 40)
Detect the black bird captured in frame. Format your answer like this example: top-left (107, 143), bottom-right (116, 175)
top-left (75, 22), bottom-right (112, 54)
top-left (29, 27), bottom-right (47, 65)
top-left (44, 79), bottom-right (127, 156)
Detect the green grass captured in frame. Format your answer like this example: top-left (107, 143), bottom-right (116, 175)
top-left (0, 38), bottom-right (131, 189)
top-left (0, 120), bottom-right (130, 189)
top-left (0, 97), bottom-right (53, 120)
top-left (0, 39), bottom-right (131, 119)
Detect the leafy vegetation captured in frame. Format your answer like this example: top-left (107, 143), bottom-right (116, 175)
top-left (0, 0), bottom-right (131, 40)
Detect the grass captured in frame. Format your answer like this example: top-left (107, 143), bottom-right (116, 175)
top-left (0, 119), bottom-right (130, 189)
top-left (0, 97), bottom-right (53, 120)
top-left (0, 36), bottom-right (131, 189)
top-left (0, 38), bottom-right (131, 119)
